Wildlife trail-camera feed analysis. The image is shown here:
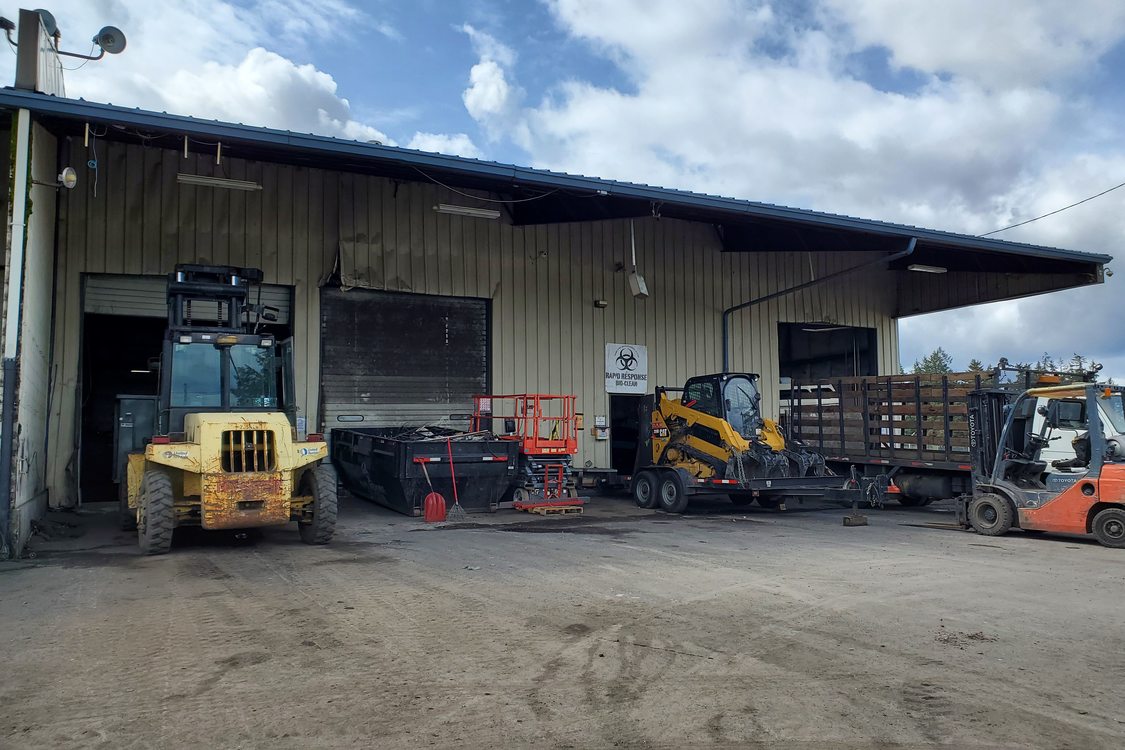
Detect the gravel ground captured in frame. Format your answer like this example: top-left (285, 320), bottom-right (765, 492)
top-left (1, 495), bottom-right (1123, 749)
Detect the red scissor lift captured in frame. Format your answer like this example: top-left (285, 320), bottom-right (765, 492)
top-left (471, 394), bottom-right (581, 506)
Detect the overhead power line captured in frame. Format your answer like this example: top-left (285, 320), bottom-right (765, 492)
top-left (981, 179), bottom-right (1125, 236)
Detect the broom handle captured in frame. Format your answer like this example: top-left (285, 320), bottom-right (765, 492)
top-left (446, 438), bottom-right (460, 504)
top-left (419, 460), bottom-right (434, 491)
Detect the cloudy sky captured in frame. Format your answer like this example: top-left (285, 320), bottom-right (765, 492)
top-left (5, 0), bottom-right (1123, 375)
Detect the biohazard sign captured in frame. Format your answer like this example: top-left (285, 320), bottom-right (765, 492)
top-left (605, 343), bottom-right (648, 394)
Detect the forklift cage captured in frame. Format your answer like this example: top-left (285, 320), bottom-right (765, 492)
top-left (471, 394), bottom-right (578, 456)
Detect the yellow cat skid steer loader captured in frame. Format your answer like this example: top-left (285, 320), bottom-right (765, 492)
top-left (632, 372), bottom-right (865, 513)
top-left (119, 265), bottom-right (337, 554)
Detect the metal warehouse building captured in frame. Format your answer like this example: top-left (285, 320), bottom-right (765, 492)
top-left (0, 86), bottom-right (1111, 556)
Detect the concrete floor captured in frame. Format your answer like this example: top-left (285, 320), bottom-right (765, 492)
top-left (1, 494), bottom-right (1123, 749)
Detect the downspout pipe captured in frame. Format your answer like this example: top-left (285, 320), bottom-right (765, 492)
top-left (721, 237), bottom-right (917, 372)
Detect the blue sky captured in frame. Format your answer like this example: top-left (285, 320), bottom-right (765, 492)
top-left (6, 0), bottom-right (1125, 375)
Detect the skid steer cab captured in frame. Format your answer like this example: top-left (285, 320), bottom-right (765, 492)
top-left (631, 372), bottom-right (865, 513)
top-left (959, 383), bottom-right (1125, 548)
top-left (119, 265), bottom-right (337, 554)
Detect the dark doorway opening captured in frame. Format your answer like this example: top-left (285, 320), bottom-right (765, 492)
top-left (79, 313), bottom-right (166, 501)
top-left (609, 395), bottom-right (644, 476)
top-left (778, 323), bottom-right (878, 381)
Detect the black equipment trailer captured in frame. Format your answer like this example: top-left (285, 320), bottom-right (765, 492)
top-left (331, 426), bottom-right (519, 516)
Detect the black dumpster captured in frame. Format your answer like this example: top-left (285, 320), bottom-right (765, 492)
top-left (331, 426), bottom-right (519, 516)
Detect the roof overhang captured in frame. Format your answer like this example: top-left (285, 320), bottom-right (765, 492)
top-left (0, 88), bottom-right (1111, 312)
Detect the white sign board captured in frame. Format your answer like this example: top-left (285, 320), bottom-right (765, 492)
top-left (605, 343), bottom-right (649, 394)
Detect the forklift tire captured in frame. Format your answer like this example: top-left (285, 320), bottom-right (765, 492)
top-left (1091, 507), bottom-right (1125, 548)
top-left (729, 494), bottom-right (754, 507)
top-left (967, 493), bottom-right (1014, 537)
top-left (299, 464), bottom-right (338, 545)
top-left (657, 472), bottom-right (690, 514)
top-left (137, 472), bottom-right (174, 555)
top-left (118, 482), bottom-right (137, 531)
top-left (633, 471), bottom-right (659, 509)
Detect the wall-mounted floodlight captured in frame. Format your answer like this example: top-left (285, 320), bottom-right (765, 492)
top-left (433, 203), bottom-right (500, 220)
top-left (32, 165), bottom-right (78, 190)
top-left (176, 173), bottom-right (263, 191)
top-left (2, 12), bottom-right (127, 60)
top-left (907, 264), bottom-right (947, 274)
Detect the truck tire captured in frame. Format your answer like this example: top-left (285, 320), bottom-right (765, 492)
top-left (1091, 507), bottom-right (1125, 548)
top-left (118, 481), bottom-right (137, 531)
top-left (657, 472), bottom-right (690, 514)
top-left (968, 493), bottom-right (1013, 537)
top-left (633, 471), bottom-right (658, 509)
top-left (299, 464), bottom-right (338, 545)
top-left (138, 472), bottom-right (174, 555)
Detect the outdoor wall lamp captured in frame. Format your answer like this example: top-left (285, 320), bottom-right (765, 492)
top-left (33, 166), bottom-right (77, 190)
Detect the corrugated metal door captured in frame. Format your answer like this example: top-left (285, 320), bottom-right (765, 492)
top-left (84, 274), bottom-right (292, 324)
top-left (320, 288), bottom-right (489, 428)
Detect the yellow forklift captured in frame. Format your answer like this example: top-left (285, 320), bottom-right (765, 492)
top-left (119, 265), bottom-right (336, 554)
top-left (632, 372), bottom-right (864, 513)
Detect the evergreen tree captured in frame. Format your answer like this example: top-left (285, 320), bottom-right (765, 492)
top-left (967, 358), bottom-right (985, 372)
top-left (912, 347), bottom-right (954, 374)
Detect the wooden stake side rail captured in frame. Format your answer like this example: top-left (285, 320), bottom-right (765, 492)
top-left (783, 372), bottom-right (985, 469)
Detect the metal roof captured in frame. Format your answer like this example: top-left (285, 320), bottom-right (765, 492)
top-left (0, 87), bottom-right (1110, 267)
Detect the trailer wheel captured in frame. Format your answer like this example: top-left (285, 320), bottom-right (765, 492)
top-left (658, 472), bottom-right (690, 514)
top-left (137, 472), bottom-right (174, 555)
top-left (1091, 507), bottom-right (1125, 548)
top-left (633, 471), bottom-right (658, 509)
top-left (299, 464), bottom-right (338, 545)
top-left (968, 493), bottom-right (1013, 536)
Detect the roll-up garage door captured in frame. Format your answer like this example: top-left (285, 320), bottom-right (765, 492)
top-left (320, 288), bottom-right (489, 428)
top-left (84, 274), bottom-right (292, 324)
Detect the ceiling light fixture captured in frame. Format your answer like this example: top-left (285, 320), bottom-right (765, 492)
top-left (907, 263), bottom-right (947, 274)
top-left (176, 173), bottom-right (263, 191)
top-left (433, 203), bottom-right (500, 220)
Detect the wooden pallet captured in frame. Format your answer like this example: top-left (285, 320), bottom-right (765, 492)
top-left (528, 505), bottom-right (583, 516)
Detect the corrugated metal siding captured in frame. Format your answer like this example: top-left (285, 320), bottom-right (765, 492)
top-left (47, 138), bottom-right (901, 502)
top-left (83, 273), bottom-right (292, 323)
top-left (320, 288), bottom-right (488, 427)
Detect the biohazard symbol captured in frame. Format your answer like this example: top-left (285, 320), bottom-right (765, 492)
top-left (615, 346), bottom-right (638, 371)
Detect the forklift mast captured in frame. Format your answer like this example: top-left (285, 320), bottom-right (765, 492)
top-left (967, 389), bottom-right (1013, 483)
top-left (166, 264), bottom-right (266, 335)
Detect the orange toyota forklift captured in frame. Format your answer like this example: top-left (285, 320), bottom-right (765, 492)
top-left (959, 383), bottom-right (1125, 547)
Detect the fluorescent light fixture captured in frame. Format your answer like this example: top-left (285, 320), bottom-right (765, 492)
top-left (177, 173), bottom-right (263, 191)
top-left (130, 369), bottom-right (149, 374)
top-left (907, 264), bottom-right (947, 274)
top-left (433, 203), bottom-right (501, 220)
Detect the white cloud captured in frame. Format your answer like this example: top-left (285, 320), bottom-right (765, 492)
top-left (406, 132), bottom-right (483, 158)
top-left (0, 0), bottom-right (393, 142)
top-left (458, 24), bottom-right (524, 138)
top-left (822, 0), bottom-right (1125, 89)
top-left (166, 48), bottom-right (390, 143)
